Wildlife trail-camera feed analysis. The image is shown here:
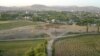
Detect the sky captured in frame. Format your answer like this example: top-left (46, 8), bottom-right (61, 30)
top-left (0, 0), bottom-right (100, 7)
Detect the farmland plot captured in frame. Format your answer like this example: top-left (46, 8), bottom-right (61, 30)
top-left (54, 35), bottom-right (100, 56)
top-left (0, 40), bottom-right (46, 56)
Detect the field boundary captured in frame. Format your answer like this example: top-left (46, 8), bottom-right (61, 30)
top-left (52, 33), bottom-right (100, 56)
top-left (54, 33), bottom-right (100, 42)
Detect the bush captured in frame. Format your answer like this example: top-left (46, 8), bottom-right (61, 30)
top-left (25, 47), bottom-right (35, 56)
top-left (25, 42), bottom-right (47, 56)
top-left (0, 50), bottom-right (4, 56)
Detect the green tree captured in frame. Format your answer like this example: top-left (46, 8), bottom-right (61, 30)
top-left (95, 19), bottom-right (100, 33)
top-left (81, 18), bottom-right (94, 33)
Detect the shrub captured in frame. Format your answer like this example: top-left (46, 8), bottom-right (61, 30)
top-left (0, 50), bottom-right (4, 56)
top-left (25, 47), bottom-right (35, 56)
top-left (25, 42), bottom-right (47, 56)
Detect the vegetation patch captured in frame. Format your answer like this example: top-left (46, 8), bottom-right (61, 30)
top-left (0, 20), bottom-right (34, 30)
top-left (25, 42), bottom-right (47, 56)
top-left (0, 40), bottom-right (47, 56)
top-left (54, 35), bottom-right (100, 56)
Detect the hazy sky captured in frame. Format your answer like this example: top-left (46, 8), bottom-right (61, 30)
top-left (0, 0), bottom-right (100, 7)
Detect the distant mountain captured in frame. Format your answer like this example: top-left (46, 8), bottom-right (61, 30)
top-left (0, 4), bottom-right (100, 12)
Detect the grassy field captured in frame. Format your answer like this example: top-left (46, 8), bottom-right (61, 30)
top-left (0, 40), bottom-right (46, 56)
top-left (54, 35), bottom-right (100, 56)
top-left (0, 20), bottom-right (35, 30)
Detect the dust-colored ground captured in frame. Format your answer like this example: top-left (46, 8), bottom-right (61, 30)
top-left (0, 23), bottom-right (97, 40)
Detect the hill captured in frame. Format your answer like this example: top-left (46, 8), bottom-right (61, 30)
top-left (0, 4), bottom-right (100, 12)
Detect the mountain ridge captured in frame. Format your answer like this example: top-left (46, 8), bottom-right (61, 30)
top-left (0, 4), bottom-right (100, 12)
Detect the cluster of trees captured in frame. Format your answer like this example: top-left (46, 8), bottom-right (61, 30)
top-left (0, 13), bottom-right (19, 20)
top-left (0, 11), bottom-right (100, 32)
top-left (78, 18), bottom-right (100, 33)
top-left (32, 11), bottom-right (100, 33)
top-left (32, 11), bottom-right (100, 22)
top-left (32, 11), bottom-right (71, 22)
top-left (76, 12), bottom-right (100, 33)
top-left (0, 11), bottom-right (100, 22)
top-left (0, 12), bottom-right (33, 21)
top-left (25, 41), bottom-right (47, 56)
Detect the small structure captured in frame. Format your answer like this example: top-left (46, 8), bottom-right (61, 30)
top-left (51, 19), bottom-right (56, 23)
top-left (24, 16), bottom-right (32, 20)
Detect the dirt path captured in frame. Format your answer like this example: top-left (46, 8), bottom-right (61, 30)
top-left (47, 31), bottom-right (69, 56)
top-left (47, 32), bottom-right (100, 56)
top-left (0, 25), bottom-right (70, 40)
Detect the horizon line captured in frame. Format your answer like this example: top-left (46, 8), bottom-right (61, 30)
top-left (0, 4), bottom-right (100, 8)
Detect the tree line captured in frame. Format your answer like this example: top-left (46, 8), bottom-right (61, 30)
top-left (0, 11), bottom-right (100, 32)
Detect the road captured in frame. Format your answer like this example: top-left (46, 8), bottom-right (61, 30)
top-left (47, 39), bottom-right (55, 56)
top-left (47, 31), bottom-right (69, 56)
